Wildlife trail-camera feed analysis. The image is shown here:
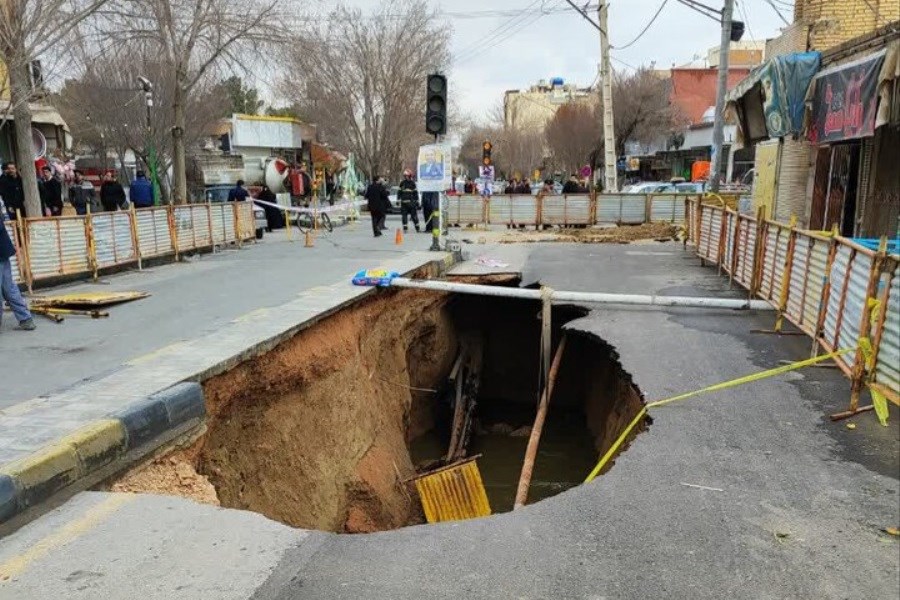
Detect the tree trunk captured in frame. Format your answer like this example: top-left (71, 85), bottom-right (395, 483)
top-left (171, 74), bottom-right (187, 204)
top-left (8, 59), bottom-right (41, 218)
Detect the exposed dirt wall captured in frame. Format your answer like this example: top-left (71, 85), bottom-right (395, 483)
top-left (197, 289), bottom-right (457, 532)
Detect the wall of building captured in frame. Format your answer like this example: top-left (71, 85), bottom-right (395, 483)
top-left (795, 0), bottom-right (900, 51)
top-left (503, 86), bottom-right (597, 131)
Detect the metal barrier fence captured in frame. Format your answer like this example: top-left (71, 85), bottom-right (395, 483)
top-left (444, 193), bottom-right (699, 227)
top-left (4, 220), bottom-right (24, 284)
top-left (687, 198), bottom-right (900, 418)
top-left (10, 202), bottom-right (256, 290)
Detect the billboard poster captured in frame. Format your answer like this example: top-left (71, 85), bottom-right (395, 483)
top-left (809, 51), bottom-right (885, 144)
top-left (417, 143), bottom-right (452, 192)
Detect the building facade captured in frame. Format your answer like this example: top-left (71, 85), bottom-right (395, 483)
top-left (503, 78), bottom-right (597, 131)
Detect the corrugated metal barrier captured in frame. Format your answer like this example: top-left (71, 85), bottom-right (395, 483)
top-left (541, 195), bottom-right (592, 225)
top-left (91, 212), bottom-right (137, 270)
top-left (690, 200), bottom-right (900, 417)
top-left (10, 202), bottom-right (251, 290)
top-left (413, 458), bottom-right (492, 524)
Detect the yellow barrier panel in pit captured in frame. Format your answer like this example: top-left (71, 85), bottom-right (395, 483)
top-left (413, 457), bottom-right (492, 523)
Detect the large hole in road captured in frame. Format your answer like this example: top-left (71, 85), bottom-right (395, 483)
top-left (104, 279), bottom-right (647, 533)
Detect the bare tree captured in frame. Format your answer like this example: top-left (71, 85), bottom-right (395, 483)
top-left (0, 0), bottom-right (110, 217)
top-left (280, 0), bottom-right (450, 181)
top-left (611, 67), bottom-right (682, 156)
top-left (99, 0), bottom-right (281, 202)
top-left (545, 104), bottom-right (600, 176)
top-left (55, 52), bottom-right (228, 197)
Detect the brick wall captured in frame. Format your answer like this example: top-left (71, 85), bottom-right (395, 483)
top-left (766, 22), bottom-right (811, 56)
top-left (794, 0), bottom-right (900, 51)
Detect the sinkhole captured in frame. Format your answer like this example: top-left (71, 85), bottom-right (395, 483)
top-left (104, 278), bottom-right (648, 533)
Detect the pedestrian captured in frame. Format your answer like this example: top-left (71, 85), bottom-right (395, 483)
top-left (397, 169), bottom-right (420, 233)
top-left (227, 179), bottom-right (249, 202)
top-left (562, 174), bottom-right (580, 194)
top-left (68, 170), bottom-right (96, 216)
top-left (0, 200), bottom-right (35, 331)
top-left (518, 178), bottom-right (532, 195)
top-left (325, 170), bottom-right (336, 205)
top-left (295, 164), bottom-right (312, 205)
top-left (421, 191), bottom-right (438, 233)
top-left (0, 162), bottom-right (26, 219)
top-left (99, 172), bottom-right (127, 211)
top-left (130, 170), bottom-right (154, 208)
top-left (364, 175), bottom-right (390, 237)
top-left (257, 184), bottom-right (284, 230)
top-left (38, 166), bottom-right (63, 216)
top-left (504, 178), bottom-right (516, 194)
top-left (463, 178), bottom-right (475, 194)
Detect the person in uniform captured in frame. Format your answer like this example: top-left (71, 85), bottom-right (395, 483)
top-left (397, 169), bottom-right (420, 233)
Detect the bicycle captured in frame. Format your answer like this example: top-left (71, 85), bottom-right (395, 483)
top-left (295, 207), bottom-right (333, 234)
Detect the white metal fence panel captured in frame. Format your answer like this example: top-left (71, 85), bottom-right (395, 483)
top-left (722, 211), bottom-right (737, 273)
top-left (26, 218), bottom-right (90, 280)
top-left (92, 212), bottom-right (137, 269)
top-left (488, 195), bottom-right (512, 224)
top-left (837, 249), bottom-right (874, 365)
top-left (649, 194), bottom-right (688, 223)
top-left (542, 195), bottom-right (591, 225)
top-left (873, 267), bottom-right (900, 398)
top-left (758, 224), bottom-right (790, 304)
top-left (448, 195), bottom-right (484, 225)
top-left (173, 206), bottom-right (197, 251)
top-left (191, 205), bottom-right (213, 248)
top-left (596, 195), bottom-right (622, 223)
top-left (510, 195), bottom-right (538, 225)
top-left (237, 201), bottom-right (256, 239)
top-left (698, 206), bottom-right (723, 264)
top-left (620, 195), bottom-right (646, 224)
top-left (209, 203), bottom-right (228, 244)
top-left (733, 217), bottom-right (757, 289)
top-left (135, 207), bottom-right (173, 257)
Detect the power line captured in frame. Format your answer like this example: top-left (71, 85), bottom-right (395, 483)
top-left (762, 0), bottom-right (791, 25)
top-left (675, 0), bottom-right (721, 22)
top-left (453, 0), bottom-right (544, 60)
top-left (612, 0), bottom-right (670, 49)
top-left (738, 0), bottom-right (755, 41)
top-left (455, 1), bottom-right (560, 64)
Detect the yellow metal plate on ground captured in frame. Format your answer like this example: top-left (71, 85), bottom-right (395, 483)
top-left (413, 458), bottom-right (492, 523)
top-left (30, 291), bottom-right (150, 308)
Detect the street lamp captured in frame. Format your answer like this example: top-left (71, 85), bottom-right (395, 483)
top-left (136, 76), bottom-right (160, 205)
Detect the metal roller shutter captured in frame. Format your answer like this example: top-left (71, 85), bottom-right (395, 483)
top-left (774, 137), bottom-right (812, 224)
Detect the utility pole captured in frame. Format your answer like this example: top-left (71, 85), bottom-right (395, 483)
top-left (709, 0), bottom-right (734, 193)
top-left (598, 0), bottom-right (617, 192)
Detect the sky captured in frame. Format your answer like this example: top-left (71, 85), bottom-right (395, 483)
top-left (329, 0), bottom-right (792, 122)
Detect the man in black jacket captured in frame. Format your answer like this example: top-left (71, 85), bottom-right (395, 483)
top-left (364, 176), bottom-right (390, 237)
top-left (99, 172), bottom-right (127, 211)
top-left (39, 166), bottom-right (63, 216)
top-left (398, 169), bottom-right (420, 232)
top-left (0, 163), bottom-right (26, 219)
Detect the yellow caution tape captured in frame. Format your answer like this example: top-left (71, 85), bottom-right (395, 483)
top-left (584, 348), bottom-right (854, 483)
top-left (858, 299), bottom-right (889, 427)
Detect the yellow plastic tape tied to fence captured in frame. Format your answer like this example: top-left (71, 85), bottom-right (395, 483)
top-left (584, 348), bottom-right (854, 483)
top-left (859, 298), bottom-right (889, 427)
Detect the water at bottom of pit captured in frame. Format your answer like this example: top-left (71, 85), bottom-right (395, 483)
top-left (410, 402), bottom-right (598, 513)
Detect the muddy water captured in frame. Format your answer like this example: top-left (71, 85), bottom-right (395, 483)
top-left (410, 406), bottom-right (597, 513)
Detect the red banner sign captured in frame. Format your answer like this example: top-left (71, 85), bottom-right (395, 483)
top-left (809, 52), bottom-right (885, 144)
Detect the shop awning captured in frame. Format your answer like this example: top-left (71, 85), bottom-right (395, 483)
top-left (727, 51), bottom-right (821, 145)
top-left (0, 101), bottom-right (69, 129)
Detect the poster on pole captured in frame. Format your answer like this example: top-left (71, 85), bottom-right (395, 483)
top-left (417, 143), bottom-right (452, 192)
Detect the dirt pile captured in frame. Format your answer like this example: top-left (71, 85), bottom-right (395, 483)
top-left (108, 454), bottom-right (220, 506)
top-left (493, 222), bottom-right (679, 244)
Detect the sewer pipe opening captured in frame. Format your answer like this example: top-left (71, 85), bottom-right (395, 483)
top-left (103, 280), bottom-right (647, 533)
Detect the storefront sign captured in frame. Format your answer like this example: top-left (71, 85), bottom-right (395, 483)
top-left (809, 51), bottom-right (885, 144)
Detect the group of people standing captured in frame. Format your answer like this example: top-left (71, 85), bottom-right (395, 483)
top-left (364, 169), bottom-right (438, 238)
top-left (0, 162), bottom-right (156, 221)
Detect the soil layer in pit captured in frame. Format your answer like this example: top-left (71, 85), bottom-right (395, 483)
top-left (103, 280), bottom-right (648, 533)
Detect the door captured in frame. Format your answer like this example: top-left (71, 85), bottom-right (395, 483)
top-left (752, 140), bottom-right (779, 219)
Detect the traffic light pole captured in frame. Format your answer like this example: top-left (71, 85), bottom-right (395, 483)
top-left (709, 0), bottom-right (734, 193)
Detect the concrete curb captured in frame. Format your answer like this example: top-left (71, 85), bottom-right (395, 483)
top-left (0, 382), bottom-right (204, 524)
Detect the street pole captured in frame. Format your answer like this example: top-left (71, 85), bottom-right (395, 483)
top-left (598, 0), bottom-right (617, 192)
top-left (709, 0), bottom-right (734, 193)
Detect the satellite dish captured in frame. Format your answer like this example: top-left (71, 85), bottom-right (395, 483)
top-left (32, 128), bottom-right (47, 159)
top-left (264, 157), bottom-right (290, 193)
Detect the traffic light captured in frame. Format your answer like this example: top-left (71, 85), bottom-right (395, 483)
top-left (426, 73), bottom-right (447, 136)
top-left (730, 20), bottom-right (745, 42)
top-left (482, 141), bottom-right (492, 166)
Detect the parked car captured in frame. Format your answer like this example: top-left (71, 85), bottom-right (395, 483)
top-left (203, 185), bottom-right (266, 239)
top-left (622, 182), bottom-right (673, 194)
top-left (388, 185), bottom-right (401, 213)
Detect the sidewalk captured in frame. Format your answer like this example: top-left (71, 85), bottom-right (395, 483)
top-left (0, 218), bottom-right (446, 465)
